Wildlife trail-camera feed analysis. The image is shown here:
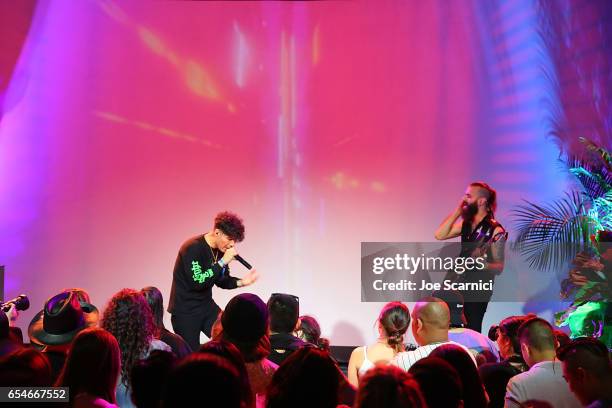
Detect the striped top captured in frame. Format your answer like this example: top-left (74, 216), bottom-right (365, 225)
top-left (392, 340), bottom-right (476, 371)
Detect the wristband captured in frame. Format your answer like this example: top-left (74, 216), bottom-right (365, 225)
top-left (218, 258), bottom-right (226, 268)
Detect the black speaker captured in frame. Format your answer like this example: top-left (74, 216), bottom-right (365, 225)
top-left (330, 345), bottom-right (355, 376)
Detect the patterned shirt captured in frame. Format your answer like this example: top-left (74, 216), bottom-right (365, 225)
top-left (392, 340), bottom-right (476, 371)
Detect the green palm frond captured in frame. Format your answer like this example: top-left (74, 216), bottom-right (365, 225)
top-left (566, 158), bottom-right (612, 199)
top-left (580, 137), bottom-right (612, 172)
top-left (512, 191), bottom-right (597, 271)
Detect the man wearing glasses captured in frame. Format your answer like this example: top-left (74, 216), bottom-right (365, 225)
top-left (168, 211), bottom-right (259, 351)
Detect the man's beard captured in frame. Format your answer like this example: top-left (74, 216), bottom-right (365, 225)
top-left (461, 202), bottom-right (478, 220)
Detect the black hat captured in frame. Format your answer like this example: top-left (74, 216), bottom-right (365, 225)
top-left (221, 293), bottom-right (268, 343)
top-left (28, 290), bottom-right (99, 346)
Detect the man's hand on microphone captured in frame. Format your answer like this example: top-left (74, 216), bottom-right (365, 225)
top-left (222, 247), bottom-right (238, 265)
top-left (240, 269), bottom-right (259, 287)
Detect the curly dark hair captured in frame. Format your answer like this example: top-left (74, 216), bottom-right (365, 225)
top-left (214, 211), bottom-right (245, 242)
top-left (101, 289), bottom-right (155, 389)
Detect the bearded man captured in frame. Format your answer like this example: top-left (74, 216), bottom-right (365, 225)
top-left (434, 182), bottom-right (507, 333)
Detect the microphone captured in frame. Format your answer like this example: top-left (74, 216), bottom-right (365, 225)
top-left (234, 255), bottom-right (253, 270)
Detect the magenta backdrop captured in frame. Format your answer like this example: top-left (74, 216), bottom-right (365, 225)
top-left (1, 0), bottom-right (591, 344)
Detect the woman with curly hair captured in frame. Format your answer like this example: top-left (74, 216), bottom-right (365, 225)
top-left (101, 289), bottom-right (170, 408)
top-left (347, 302), bottom-right (410, 386)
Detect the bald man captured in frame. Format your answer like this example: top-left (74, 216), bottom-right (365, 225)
top-left (392, 297), bottom-right (476, 371)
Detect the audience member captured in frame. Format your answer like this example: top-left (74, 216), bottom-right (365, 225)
top-left (141, 286), bottom-right (192, 358)
top-left (101, 288), bottom-right (170, 408)
top-left (348, 301), bottom-right (411, 386)
top-left (393, 297), bottom-right (475, 371)
top-left (409, 356), bottom-right (464, 408)
top-left (479, 314), bottom-right (531, 408)
top-left (219, 293), bottom-right (278, 404)
top-left (266, 347), bottom-right (343, 408)
top-left (354, 364), bottom-right (427, 408)
top-left (162, 353), bottom-right (245, 408)
top-left (0, 347), bottom-right (52, 386)
top-left (296, 315), bottom-right (330, 351)
top-left (557, 337), bottom-right (612, 408)
top-left (430, 343), bottom-right (488, 408)
top-left (199, 340), bottom-right (254, 408)
top-left (130, 350), bottom-right (177, 408)
top-left (554, 329), bottom-right (571, 349)
top-left (28, 289), bottom-right (99, 381)
top-left (55, 327), bottom-right (121, 408)
top-left (504, 317), bottom-right (581, 408)
top-left (267, 293), bottom-right (308, 365)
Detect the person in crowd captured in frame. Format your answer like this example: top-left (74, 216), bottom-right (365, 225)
top-left (295, 315), bottom-right (330, 351)
top-left (554, 329), bottom-right (571, 349)
top-left (393, 297), bottom-right (475, 371)
top-left (28, 289), bottom-right (99, 381)
top-left (557, 337), bottom-right (612, 408)
top-left (0, 347), bottom-right (52, 386)
top-left (101, 288), bottom-right (170, 408)
top-left (348, 301), bottom-right (410, 386)
top-left (199, 340), bottom-right (254, 408)
top-left (130, 350), bottom-right (177, 408)
top-left (55, 327), bottom-right (121, 408)
top-left (162, 353), bottom-right (246, 408)
top-left (266, 347), bottom-right (346, 408)
top-left (354, 365), bottom-right (427, 408)
top-left (409, 356), bottom-right (464, 408)
top-left (141, 286), bottom-right (192, 358)
top-left (504, 317), bottom-right (581, 408)
top-left (478, 314), bottom-right (531, 408)
top-left (430, 343), bottom-right (488, 408)
top-left (217, 293), bottom-right (278, 405)
top-left (267, 293), bottom-right (308, 365)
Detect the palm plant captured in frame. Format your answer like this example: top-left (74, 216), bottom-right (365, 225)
top-left (512, 139), bottom-right (612, 346)
top-left (513, 139), bottom-right (612, 272)
top-left (515, 0), bottom-right (612, 346)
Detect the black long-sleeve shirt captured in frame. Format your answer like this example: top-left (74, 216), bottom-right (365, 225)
top-left (168, 235), bottom-right (239, 315)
